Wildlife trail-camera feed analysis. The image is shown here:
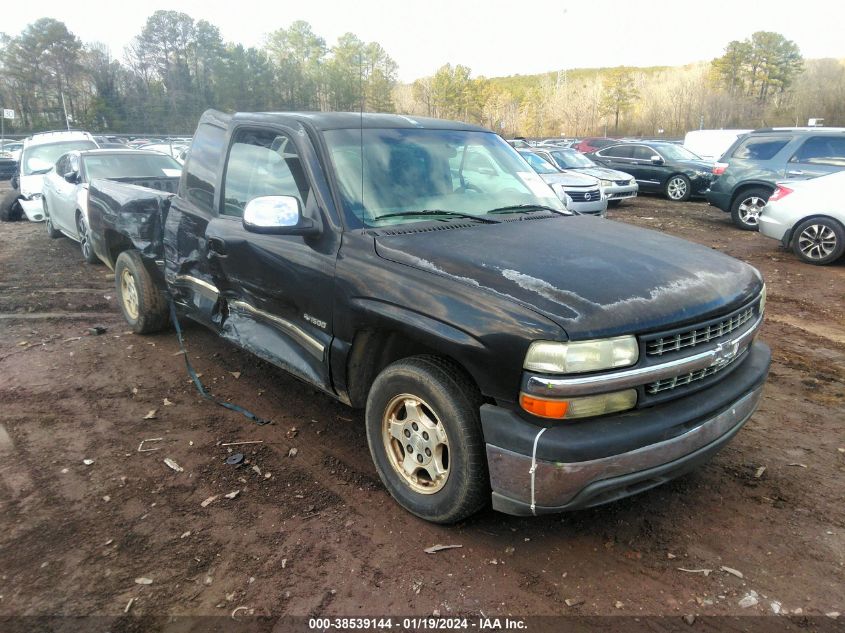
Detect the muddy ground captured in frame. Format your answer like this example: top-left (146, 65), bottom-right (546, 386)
top-left (0, 187), bottom-right (843, 628)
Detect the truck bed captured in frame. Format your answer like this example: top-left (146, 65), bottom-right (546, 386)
top-left (87, 177), bottom-right (178, 268)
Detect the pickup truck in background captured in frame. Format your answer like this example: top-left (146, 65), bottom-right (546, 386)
top-left (86, 110), bottom-right (771, 523)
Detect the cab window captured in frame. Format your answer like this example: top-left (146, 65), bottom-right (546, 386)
top-left (790, 136), bottom-right (845, 166)
top-left (599, 145), bottom-right (633, 159)
top-left (221, 128), bottom-right (312, 218)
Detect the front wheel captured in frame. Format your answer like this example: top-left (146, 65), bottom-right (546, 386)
top-left (792, 217), bottom-right (845, 265)
top-left (76, 212), bottom-right (99, 264)
top-left (730, 188), bottom-right (770, 231)
top-left (365, 356), bottom-right (488, 523)
top-left (665, 175), bottom-right (691, 202)
top-left (114, 250), bottom-right (168, 334)
top-left (44, 202), bottom-right (62, 238)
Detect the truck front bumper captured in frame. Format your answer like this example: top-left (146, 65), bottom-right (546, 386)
top-left (481, 341), bottom-right (770, 516)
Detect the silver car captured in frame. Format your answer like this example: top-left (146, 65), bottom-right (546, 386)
top-left (518, 149), bottom-right (607, 216)
top-left (533, 147), bottom-right (638, 207)
top-left (758, 170), bottom-right (845, 265)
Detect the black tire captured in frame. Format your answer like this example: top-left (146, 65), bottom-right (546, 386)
top-left (730, 187), bottom-right (770, 231)
top-left (365, 355), bottom-right (487, 523)
top-left (665, 174), bottom-right (691, 202)
top-left (607, 199), bottom-right (622, 208)
top-left (791, 217), bottom-right (845, 266)
top-left (44, 201), bottom-right (62, 238)
top-left (0, 190), bottom-right (22, 222)
top-left (114, 250), bottom-right (168, 334)
top-left (76, 212), bottom-right (99, 264)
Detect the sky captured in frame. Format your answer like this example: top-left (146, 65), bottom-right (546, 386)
top-left (2, 0), bottom-right (844, 82)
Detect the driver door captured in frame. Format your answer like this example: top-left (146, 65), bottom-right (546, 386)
top-left (50, 154), bottom-right (79, 233)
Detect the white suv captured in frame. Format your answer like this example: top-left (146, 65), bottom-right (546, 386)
top-left (17, 131), bottom-right (98, 221)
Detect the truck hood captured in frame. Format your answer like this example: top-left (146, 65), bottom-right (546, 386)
top-left (374, 216), bottom-right (762, 339)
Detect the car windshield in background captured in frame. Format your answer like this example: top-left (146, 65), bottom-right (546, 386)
top-left (23, 140), bottom-right (98, 175)
top-left (323, 128), bottom-right (565, 227)
top-left (550, 149), bottom-right (596, 169)
top-left (655, 144), bottom-right (701, 161)
top-left (84, 153), bottom-right (182, 180)
top-left (518, 150), bottom-right (560, 174)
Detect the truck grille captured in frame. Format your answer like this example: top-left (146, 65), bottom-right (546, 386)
top-left (567, 188), bottom-right (601, 202)
top-left (645, 305), bottom-right (756, 357)
top-left (646, 350), bottom-right (742, 394)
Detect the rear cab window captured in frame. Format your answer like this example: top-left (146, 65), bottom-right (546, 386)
top-left (730, 136), bottom-right (790, 161)
top-left (182, 118), bottom-right (227, 214)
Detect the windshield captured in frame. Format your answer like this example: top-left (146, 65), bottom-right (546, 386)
top-left (23, 140), bottom-right (97, 175)
top-left (654, 144), bottom-right (701, 161)
top-left (549, 149), bottom-right (596, 169)
top-left (84, 153), bottom-right (182, 180)
top-left (323, 128), bottom-right (565, 227)
top-left (517, 150), bottom-right (560, 174)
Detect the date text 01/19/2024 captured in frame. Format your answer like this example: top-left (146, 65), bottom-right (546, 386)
top-left (307, 617), bottom-right (528, 630)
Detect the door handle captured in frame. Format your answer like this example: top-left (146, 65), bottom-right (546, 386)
top-left (207, 237), bottom-right (227, 257)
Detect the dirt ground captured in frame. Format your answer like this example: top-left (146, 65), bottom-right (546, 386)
top-left (0, 187), bottom-right (843, 628)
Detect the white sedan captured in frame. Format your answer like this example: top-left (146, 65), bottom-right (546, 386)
top-left (758, 170), bottom-right (845, 265)
top-left (41, 149), bottom-right (182, 262)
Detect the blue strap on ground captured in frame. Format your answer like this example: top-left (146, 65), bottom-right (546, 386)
top-left (168, 298), bottom-right (272, 425)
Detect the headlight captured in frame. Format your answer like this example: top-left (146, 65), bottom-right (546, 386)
top-left (600, 179), bottom-right (612, 188)
top-left (629, 179), bottom-right (636, 185)
top-left (524, 336), bottom-right (639, 374)
top-left (520, 389), bottom-right (637, 419)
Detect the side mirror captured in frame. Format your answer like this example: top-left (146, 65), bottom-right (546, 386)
top-left (64, 171), bottom-right (79, 184)
top-left (650, 155), bottom-right (664, 165)
top-left (242, 195), bottom-right (319, 236)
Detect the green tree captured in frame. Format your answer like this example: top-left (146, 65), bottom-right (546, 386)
top-left (265, 20), bottom-right (326, 109)
top-left (712, 31), bottom-right (803, 103)
top-left (600, 68), bottom-right (638, 133)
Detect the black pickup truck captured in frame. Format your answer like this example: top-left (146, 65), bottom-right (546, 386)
top-left (87, 110), bottom-right (771, 523)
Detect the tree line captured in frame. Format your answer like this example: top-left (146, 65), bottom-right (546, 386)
top-left (1, 17), bottom-right (843, 138)
top-left (0, 13), bottom-right (398, 133)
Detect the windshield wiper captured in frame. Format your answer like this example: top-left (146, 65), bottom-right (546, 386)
top-left (370, 210), bottom-right (498, 224)
top-left (487, 204), bottom-right (569, 215)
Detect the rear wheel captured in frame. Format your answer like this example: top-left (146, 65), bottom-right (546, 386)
top-left (730, 188), bottom-right (770, 231)
top-left (365, 356), bottom-right (487, 523)
top-left (0, 191), bottom-right (22, 222)
top-left (44, 201), bottom-right (62, 238)
top-left (76, 212), bottom-right (99, 264)
top-left (114, 250), bottom-right (168, 333)
top-left (791, 217), bottom-right (845, 265)
top-left (665, 175), bottom-right (691, 201)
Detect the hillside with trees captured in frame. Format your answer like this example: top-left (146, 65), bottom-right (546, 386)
top-left (1, 14), bottom-right (843, 137)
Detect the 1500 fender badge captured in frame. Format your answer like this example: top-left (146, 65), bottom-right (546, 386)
top-left (304, 314), bottom-right (327, 329)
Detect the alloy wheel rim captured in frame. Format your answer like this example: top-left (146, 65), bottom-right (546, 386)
top-left (667, 177), bottom-right (688, 200)
top-left (381, 394), bottom-right (450, 494)
top-left (77, 215), bottom-right (90, 258)
top-left (798, 224), bottom-right (837, 260)
top-left (738, 197), bottom-right (765, 225)
top-left (120, 269), bottom-right (139, 320)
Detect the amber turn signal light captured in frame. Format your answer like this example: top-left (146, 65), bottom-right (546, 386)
top-left (519, 394), bottom-right (569, 419)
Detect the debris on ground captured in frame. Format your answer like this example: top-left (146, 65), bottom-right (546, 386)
top-left (678, 568), bottom-right (712, 576)
top-left (286, 427), bottom-right (298, 439)
top-left (180, 531), bottom-right (191, 539)
top-left (565, 598), bottom-right (584, 607)
top-left (82, 459), bottom-right (95, 466)
top-left (738, 591), bottom-right (759, 608)
top-left (229, 371), bottom-right (241, 379)
top-left (138, 438), bottom-right (163, 452)
top-left (683, 614), bottom-right (696, 625)
top-left (143, 410), bottom-right (157, 420)
top-left (124, 597), bottom-right (135, 613)
top-left (225, 453), bottom-right (245, 466)
top-left (771, 601), bottom-right (782, 614)
top-left (221, 440), bottom-right (263, 447)
top-left (163, 398), bottom-right (173, 406)
top-left (720, 566), bottom-right (744, 579)
top-left (224, 490), bottom-right (240, 499)
top-left (201, 495), bottom-right (219, 508)
top-left (87, 326), bottom-right (107, 336)
top-left (788, 463), bottom-right (808, 468)
top-left (134, 578), bottom-right (153, 585)
top-left (163, 458), bottom-right (183, 473)
top-left (755, 466), bottom-right (766, 478)
top-left (288, 448), bottom-right (298, 458)
top-left (424, 544), bottom-right (463, 554)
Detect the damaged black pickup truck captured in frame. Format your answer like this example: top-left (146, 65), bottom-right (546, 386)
top-left (87, 110), bottom-right (770, 523)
